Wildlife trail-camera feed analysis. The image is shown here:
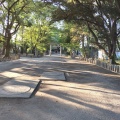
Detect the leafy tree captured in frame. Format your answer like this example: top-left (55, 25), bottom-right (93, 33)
top-left (0, 0), bottom-right (34, 58)
top-left (43, 0), bottom-right (120, 64)
top-left (16, 2), bottom-right (55, 56)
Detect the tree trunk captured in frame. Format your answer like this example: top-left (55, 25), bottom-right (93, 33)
top-left (2, 43), bottom-right (6, 55)
top-left (4, 41), bottom-right (11, 58)
top-left (81, 35), bottom-right (86, 57)
top-left (109, 46), bottom-right (116, 64)
top-left (109, 55), bottom-right (116, 64)
top-left (109, 19), bottom-right (117, 64)
top-left (4, 34), bottom-right (11, 58)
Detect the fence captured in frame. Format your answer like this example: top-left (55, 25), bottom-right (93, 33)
top-left (80, 57), bottom-right (120, 74)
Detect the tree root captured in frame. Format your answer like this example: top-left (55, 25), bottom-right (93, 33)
top-left (1, 56), bottom-right (11, 61)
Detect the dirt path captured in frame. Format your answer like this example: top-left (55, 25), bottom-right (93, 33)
top-left (0, 56), bottom-right (120, 120)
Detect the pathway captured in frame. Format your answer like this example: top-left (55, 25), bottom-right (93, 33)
top-left (0, 56), bottom-right (120, 120)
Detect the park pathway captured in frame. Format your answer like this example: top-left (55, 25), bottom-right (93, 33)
top-left (0, 55), bottom-right (120, 120)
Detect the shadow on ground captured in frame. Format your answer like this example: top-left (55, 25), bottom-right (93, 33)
top-left (0, 56), bottom-right (120, 120)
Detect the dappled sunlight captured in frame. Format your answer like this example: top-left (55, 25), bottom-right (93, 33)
top-left (0, 56), bottom-right (120, 120)
top-left (39, 80), bottom-right (120, 115)
top-left (37, 87), bottom-right (120, 115)
top-left (36, 91), bottom-right (91, 110)
top-left (9, 66), bottom-right (43, 77)
top-left (1, 85), bottom-right (31, 94)
top-left (48, 65), bottom-right (120, 77)
top-left (0, 71), bottom-right (23, 78)
top-left (0, 70), bottom-right (40, 81)
top-left (42, 82), bottom-right (120, 96)
top-left (83, 70), bottom-right (120, 78)
top-left (20, 56), bottom-right (66, 63)
top-left (11, 67), bottom-right (25, 72)
top-left (46, 67), bottom-right (120, 79)
top-left (47, 68), bottom-right (83, 73)
top-left (66, 95), bottom-right (120, 114)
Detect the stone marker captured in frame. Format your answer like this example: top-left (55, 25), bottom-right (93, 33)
top-left (40, 71), bottom-right (66, 81)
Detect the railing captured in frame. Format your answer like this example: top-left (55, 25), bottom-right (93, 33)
top-left (80, 57), bottom-right (120, 74)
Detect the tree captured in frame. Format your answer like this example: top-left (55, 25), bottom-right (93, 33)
top-left (16, 2), bottom-right (55, 56)
top-left (0, 0), bottom-right (33, 58)
top-left (43, 0), bottom-right (120, 64)
top-left (115, 0), bottom-right (120, 13)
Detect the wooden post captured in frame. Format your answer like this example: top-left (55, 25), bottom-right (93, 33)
top-left (49, 44), bottom-right (52, 56)
top-left (60, 45), bottom-right (62, 56)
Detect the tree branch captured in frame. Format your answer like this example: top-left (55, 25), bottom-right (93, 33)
top-left (0, 0), bottom-right (5, 5)
top-left (87, 22), bottom-right (108, 55)
top-left (11, 23), bottom-right (20, 35)
top-left (9, 0), bottom-right (19, 10)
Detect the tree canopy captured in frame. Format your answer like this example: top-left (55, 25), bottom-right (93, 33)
top-left (41, 0), bottom-right (120, 63)
top-left (0, 0), bottom-right (120, 63)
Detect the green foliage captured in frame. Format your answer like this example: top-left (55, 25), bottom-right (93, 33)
top-left (61, 43), bottom-right (80, 52)
top-left (42, 0), bottom-right (120, 63)
top-left (14, 2), bottom-right (56, 54)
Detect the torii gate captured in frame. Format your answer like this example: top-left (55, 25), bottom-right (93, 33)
top-left (49, 43), bottom-right (62, 56)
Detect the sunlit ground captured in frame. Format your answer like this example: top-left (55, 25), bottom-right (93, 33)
top-left (0, 56), bottom-right (120, 120)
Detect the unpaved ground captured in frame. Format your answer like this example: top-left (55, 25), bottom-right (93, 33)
top-left (0, 56), bottom-right (120, 120)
